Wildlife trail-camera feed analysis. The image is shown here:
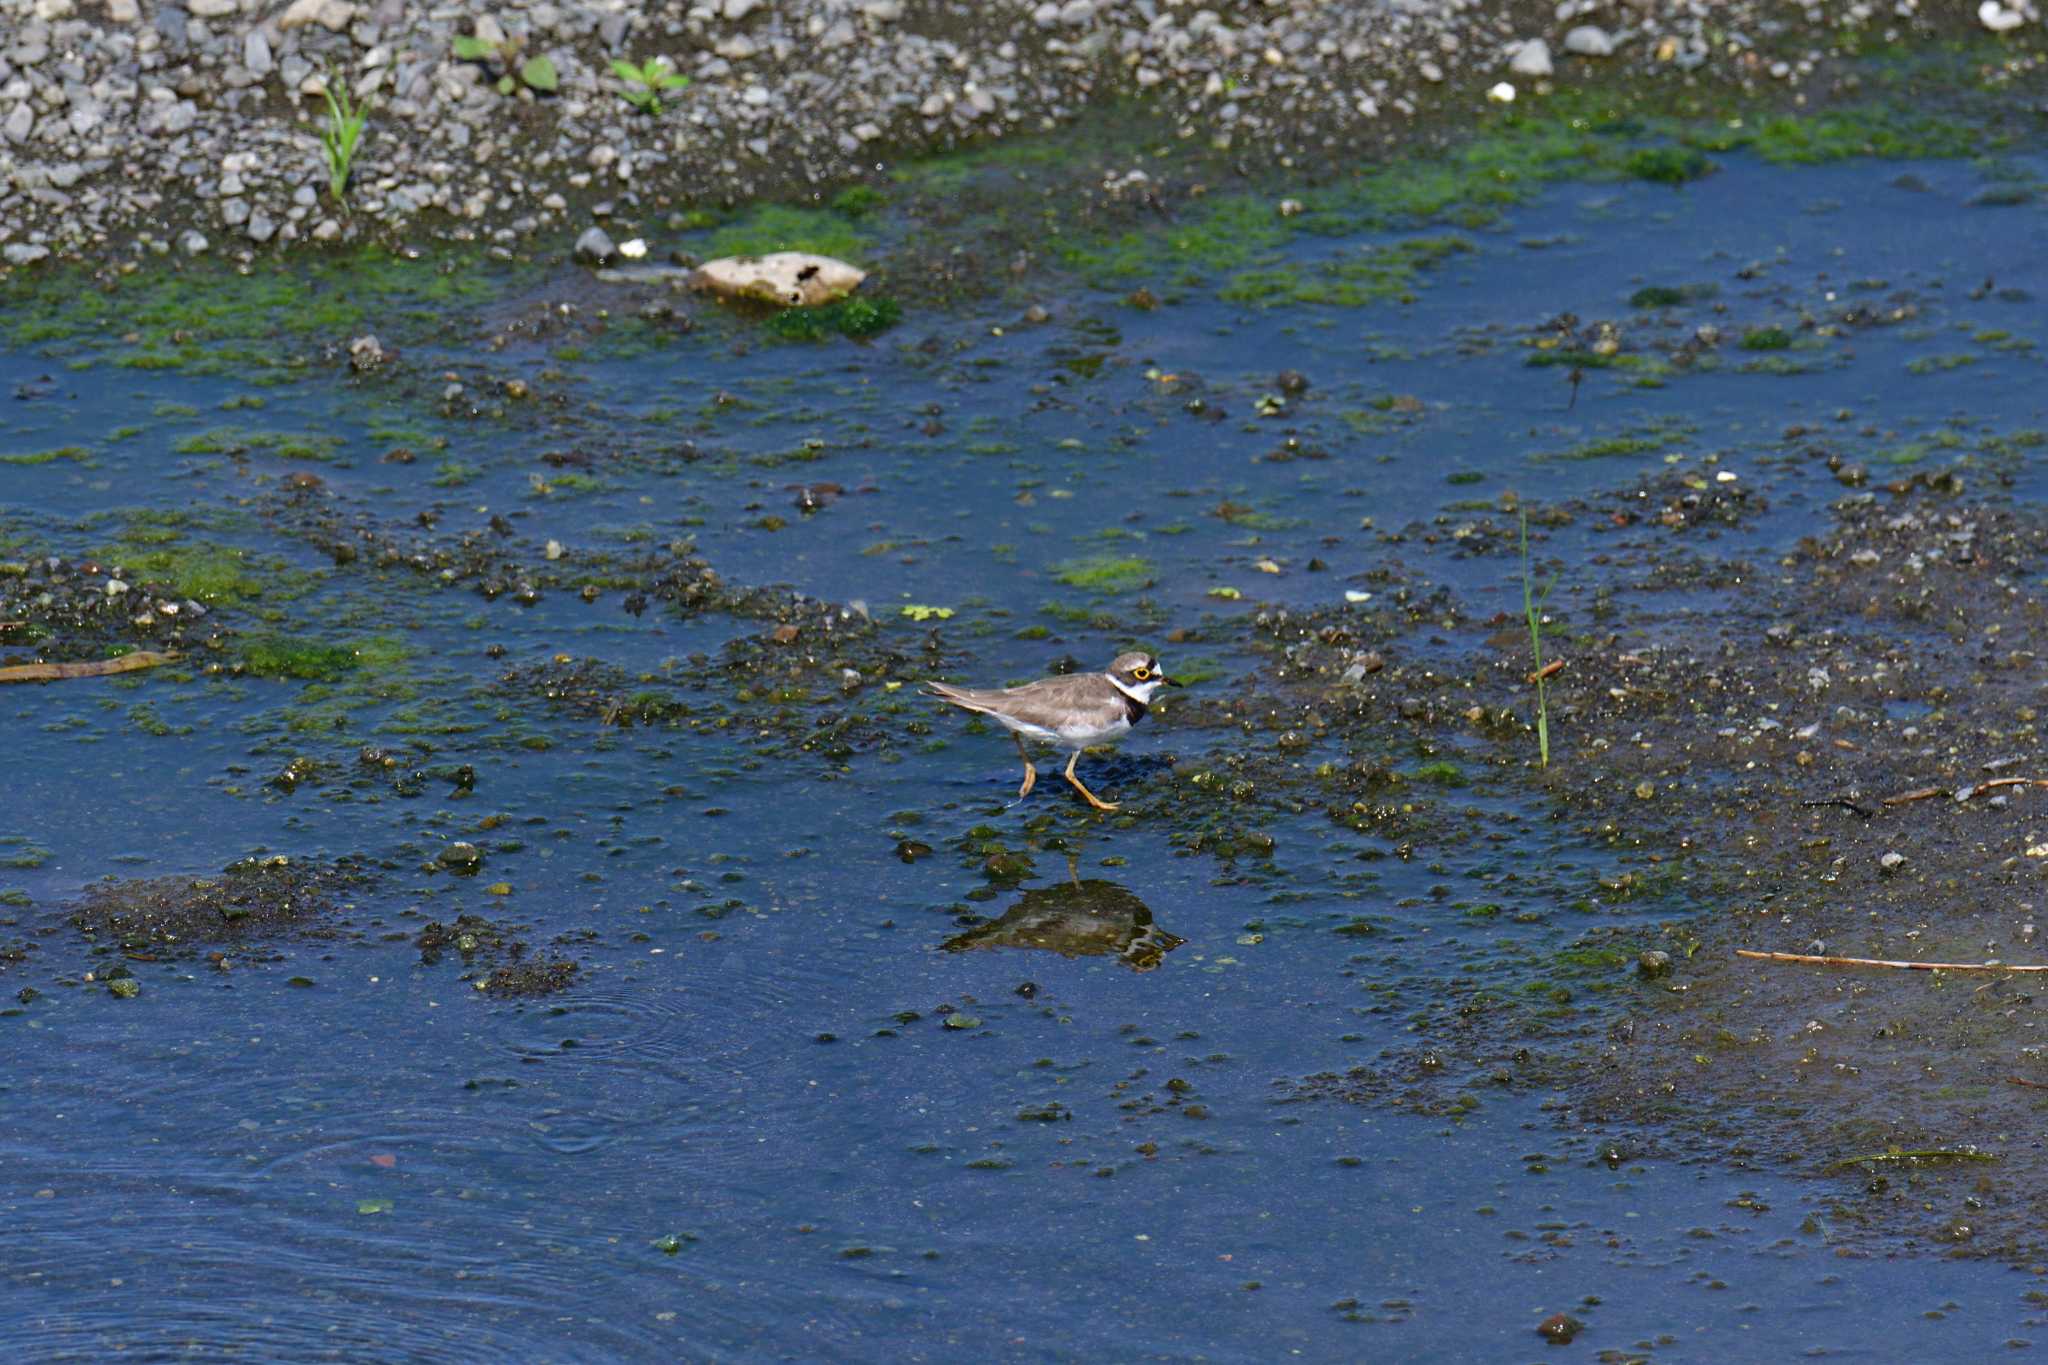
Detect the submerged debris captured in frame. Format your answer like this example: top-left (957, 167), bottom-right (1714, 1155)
top-left (69, 856), bottom-right (363, 952)
top-left (415, 912), bottom-right (580, 997)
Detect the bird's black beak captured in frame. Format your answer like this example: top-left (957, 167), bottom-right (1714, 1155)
top-left (1162, 676), bottom-right (1184, 688)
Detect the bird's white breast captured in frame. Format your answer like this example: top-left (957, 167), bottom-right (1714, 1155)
top-left (1050, 713), bottom-right (1131, 749)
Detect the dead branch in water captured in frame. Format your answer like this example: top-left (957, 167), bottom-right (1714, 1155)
top-left (1738, 948), bottom-right (2048, 973)
top-left (1823, 1147), bottom-right (1997, 1173)
top-left (0, 651), bottom-right (178, 684)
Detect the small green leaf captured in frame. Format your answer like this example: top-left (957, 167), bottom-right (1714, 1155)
top-left (658, 72), bottom-right (692, 91)
top-left (900, 604), bottom-right (955, 622)
top-left (521, 56), bottom-right (558, 91)
top-left (452, 35), bottom-right (494, 60)
top-left (496, 73), bottom-right (515, 95)
top-left (609, 58), bottom-right (646, 82)
top-left (357, 1198), bottom-right (393, 1215)
top-left (1206, 586), bottom-right (1242, 600)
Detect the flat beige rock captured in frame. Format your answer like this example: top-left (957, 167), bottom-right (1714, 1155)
top-left (688, 252), bottom-right (865, 308)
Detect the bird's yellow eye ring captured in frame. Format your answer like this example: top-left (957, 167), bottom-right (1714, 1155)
top-left (1132, 666), bottom-right (1151, 680)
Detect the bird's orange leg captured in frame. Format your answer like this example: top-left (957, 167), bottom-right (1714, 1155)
top-left (1063, 751), bottom-right (1118, 811)
top-left (1013, 733), bottom-right (1037, 799)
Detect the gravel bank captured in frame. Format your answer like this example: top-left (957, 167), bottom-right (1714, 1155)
top-left (0, 0), bottom-right (2034, 267)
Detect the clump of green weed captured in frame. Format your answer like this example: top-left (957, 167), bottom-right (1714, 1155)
top-left (1053, 555), bottom-right (1153, 594)
top-left (1519, 509), bottom-right (1557, 768)
top-left (611, 57), bottom-right (690, 115)
top-left (319, 73), bottom-right (369, 207)
top-left (830, 185), bottom-right (886, 218)
top-left (451, 27), bottom-right (558, 96)
top-left (242, 637), bottom-right (361, 681)
top-left (1625, 147), bottom-right (1713, 185)
top-left (766, 296), bottom-right (901, 341)
top-left (1741, 327), bottom-right (1793, 351)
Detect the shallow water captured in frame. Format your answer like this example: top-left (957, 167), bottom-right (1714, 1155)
top-left (6, 136), bottom-right (2048, 1360)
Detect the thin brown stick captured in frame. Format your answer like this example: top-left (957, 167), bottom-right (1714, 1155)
top-left (1526, 658), bottom-right (1564, 684)
top-left (1879, 777), bottom-right (2048, 807)
top-left (0, 651), bottom-right (178, 684)
top-left (2007, 1077), bottom-right (2048, 1090)
top-left (0, 620), bottom-right (25, 630)
top-left (1738, 948), bottom-right (2048, 973)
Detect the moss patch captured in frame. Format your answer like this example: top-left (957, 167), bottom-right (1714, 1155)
top-left (0, 445), bottom-right (91, 466)
top-left (765, 295), bottom-right (902, 341)
top-left (1052, 555), bottom-right (1155, 593)
top-left (241, 636), bottom-right (362, 681)
top-left (1220, 236), bottom-right (1472, 308)
top-left (701, 204), bottom-right (874, 262)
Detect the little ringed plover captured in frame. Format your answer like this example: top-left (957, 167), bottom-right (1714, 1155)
top-left (923, 651), bottom-right (1180, 811)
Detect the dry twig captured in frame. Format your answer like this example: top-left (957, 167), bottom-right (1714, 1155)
top-left (1738, 948), bottom-right (2048, 973)
top-left (0, 651), bottom-right (178, 684)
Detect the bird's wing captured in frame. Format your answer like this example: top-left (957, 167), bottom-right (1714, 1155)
top-left (924, 676), bottom-right (1124, 732)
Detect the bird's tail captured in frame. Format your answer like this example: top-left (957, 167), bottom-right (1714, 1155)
top-left (922, 681), bottom-right (996, 714)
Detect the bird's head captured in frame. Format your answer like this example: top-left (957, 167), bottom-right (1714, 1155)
top-left (1106, 651), bottom-right (1180, 704)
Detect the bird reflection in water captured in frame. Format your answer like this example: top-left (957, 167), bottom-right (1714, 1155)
top-left (943, 876), bottom-right (1184, 972)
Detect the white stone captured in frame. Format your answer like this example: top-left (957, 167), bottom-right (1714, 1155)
top-left (280, 0), bottom-right (355, 31)
top-left (107, 0), bottom-right (139, 19)
top-left (1563, 25), bottom-right (1613, 56)
top-left (1980, 0), bottom-right (2027, 30)
top-left (1487, 81), bottom-right (1516, 103)
top-left (723, 0), bottom-right (761, 18)
top-left (1509, 38), bottom-right (1553, 76)
top-left (690, 252), bottom-right (866, 308)
top-left (2, 104), bottom-right (32, 144)
top-left (188, 0), bottom-right (238, 15)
